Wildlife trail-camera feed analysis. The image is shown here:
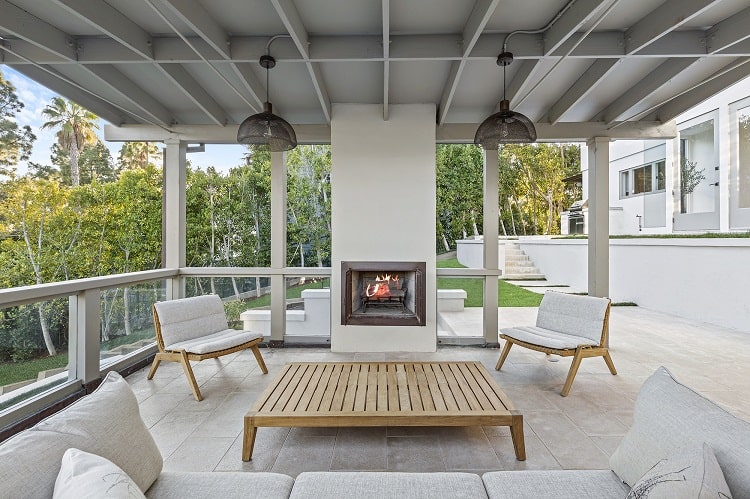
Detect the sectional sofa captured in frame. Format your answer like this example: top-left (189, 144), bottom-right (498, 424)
top-left (0, 366), bottom-right (747, 498)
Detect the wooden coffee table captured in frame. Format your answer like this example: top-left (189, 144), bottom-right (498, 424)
top-left (242, 361), bottom-right (525, 461)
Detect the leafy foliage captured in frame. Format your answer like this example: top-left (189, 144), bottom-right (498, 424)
top-left (0, 69), bottom-right (36, 178)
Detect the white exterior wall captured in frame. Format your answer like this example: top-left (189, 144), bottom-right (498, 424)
top-left (330, 104), bottom-right (437, 352)
top-left (517, 238), bottom-right (750, 331)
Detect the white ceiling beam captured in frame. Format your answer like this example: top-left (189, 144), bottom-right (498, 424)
top-left (79, 65), bottom-right (174, 127)
top-left (50, 0), bottom-right (153, 59)
top-left (625, 0), bottom-right (722, 54)
top-left (229, 63), bottom-right (264, 112)
top-left (600, 58), bottom-right (700, 125)
top-left (507, 60), bottom-right (540, 107)
top-left (654, 58), bottom-right (750, 122)
top-left (10, 65), bottom-right (130, 125)
top-left (544, 0), bottom-right (615, 55)
top-left (0, 0), bottom-right (77, 60)
top-left (438, 0), bottom-right (500, 125)
top-left (270, 0), bottom-right (332, 123)
top-left (382, 0), bottom-right (389, 121)
top-left (105, 123), bottom-right (333, 144)
top-left (6, 30), bottom-right (746, 65)
top-left (706, 6), bottom-right (750, 54)
top-left (547, 59), bottom-right (619, 124)
top-left (156, 0), bottom-right (230, 59)
top-left (156, 64), bottom-right (229, 126)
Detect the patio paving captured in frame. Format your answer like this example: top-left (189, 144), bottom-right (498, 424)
top-left (126, 306), bottom-right (750, 477)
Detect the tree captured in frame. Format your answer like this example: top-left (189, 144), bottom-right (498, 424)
top-left (118, 142), bottom-right (161, 171)
top-left (679, 157), bottom-right (706, 214)
top-left (41, 97), bottom-right (99, 187)
top-left (0, 69), bottom-right (36, 178)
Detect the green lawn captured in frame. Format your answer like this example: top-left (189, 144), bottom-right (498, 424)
top-left (437, 258), bottom-right (543, 307)
top-left (0, 353), bottom-right (68, 388)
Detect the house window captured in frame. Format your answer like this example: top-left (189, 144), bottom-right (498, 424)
top-left (619, 160), bottom-right (665, 199)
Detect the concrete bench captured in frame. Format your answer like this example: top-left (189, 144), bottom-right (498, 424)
top-left (149, 294), bottom-right (268, 401)
top-left (495, 291), bottom-right (616, 396)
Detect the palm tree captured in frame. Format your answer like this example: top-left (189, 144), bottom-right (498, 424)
top-left (41, 97), bottom-right (99, 187)
top-left (118, 141), bottom-right (160, 170)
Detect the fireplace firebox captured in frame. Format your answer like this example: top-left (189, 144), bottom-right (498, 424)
top-left (341, 261), bottom-right (426, 326)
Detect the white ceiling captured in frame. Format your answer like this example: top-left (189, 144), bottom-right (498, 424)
top-left (1, 0), bottom-right (749, 135)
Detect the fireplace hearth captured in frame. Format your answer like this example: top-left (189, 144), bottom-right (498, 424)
top-left (341, 261), bottom-right (426, 326)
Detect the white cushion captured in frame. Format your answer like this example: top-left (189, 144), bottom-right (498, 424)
top-left (54, 448), bottom-right (146, 499)
top-left (166, 328), bottom-right (263, 354)
top-left (500, 326), bottom-right (597, 350)
top-left (483, 470), bottom-right (629, 498)
top-left (610, 367), bottom-right (750, 498)
top-left (154, 295), bottom-right (229, 345)
top-left (535, 292), bottom-right (609, 344)
top-left (0, 371), bottom-right (163, 498)
top-left (626, 443), bottom-right (732, 499)
top-left (146, 471), bottom-right (295, 499)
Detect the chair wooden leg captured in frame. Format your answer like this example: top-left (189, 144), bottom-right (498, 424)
top-left (495, 341), bottom-right (513, 371)
top-left (147, 355), bottom-right (162, 380)
top-left (251, 345), bottom-right (268, 374)
top-left (561, 348), bottom-right (584, 397)
top-left (178, 350), bottom-right (203, 401)
top-left (603, 350), bottom-right (617, 375)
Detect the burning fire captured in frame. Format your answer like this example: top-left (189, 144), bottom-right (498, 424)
top-left (365, 274), bottom-right (399, 298)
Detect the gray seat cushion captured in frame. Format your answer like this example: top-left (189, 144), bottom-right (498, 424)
top-left (145, 471), bottom-right (294, 499)
top-left (0, 371), bottom-right (162, 498)
top-left (290, 472), bottom-right (488, 499)
top-left (482, 470), bottom-right (629, 499)
top-left (500, 326), bottom-right (596, 349)
top-left (609, 366), bottom-right (750, 498)
top-left (167, 328), bottom-right (263, 353)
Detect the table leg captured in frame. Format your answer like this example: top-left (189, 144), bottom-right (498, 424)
top-left (242, 419), bottom-right (257, 461)
top-left (510, 411), bottom-right (526, 461)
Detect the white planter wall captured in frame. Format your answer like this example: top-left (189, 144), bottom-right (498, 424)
top-left (516, 238), bottom-right (750, 331)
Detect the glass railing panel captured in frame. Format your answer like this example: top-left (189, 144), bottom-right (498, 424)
top-left (284, 276), bottom-right (331, 338)
top-left (0, 297), bottom-right (70, 412)
top-left (436, 275), bottom-right (485, 341)
top-left (99, 280), bottom-right (166, 368)
top-left (185, 276), bottom-right (271, 330)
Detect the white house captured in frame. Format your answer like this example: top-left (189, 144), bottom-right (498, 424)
top-left (584, 77), bottom-right (750, 235)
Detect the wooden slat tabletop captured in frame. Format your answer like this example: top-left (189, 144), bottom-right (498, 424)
top-left (243, 361), bottom-right (525, 461)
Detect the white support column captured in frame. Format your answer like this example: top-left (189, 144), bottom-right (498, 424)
top-left (163, 139), bottom-right (186, 300)
top-left (270, 151), bottom-right (287, 344)
top-left (69, 289), bottom-right (101, 385)
top-left (483, 148), bottom-right (500, 344)
top-left (587, 137), bottom-right (610, 298)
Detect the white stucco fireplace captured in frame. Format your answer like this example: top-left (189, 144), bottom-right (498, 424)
top-left (330, 104), bottom-right (437, 352)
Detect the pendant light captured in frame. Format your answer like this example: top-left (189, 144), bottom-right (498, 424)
top-left (474, 51), bottom-right (537, 149)
top-left (237, 53), bottom-right (297, 151)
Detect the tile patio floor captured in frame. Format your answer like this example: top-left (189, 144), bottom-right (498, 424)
top-left (126, 306), bottom-right (750, 477)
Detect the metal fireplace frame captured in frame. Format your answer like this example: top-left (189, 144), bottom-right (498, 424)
top-left (341, 261), bottom-right (426, 326)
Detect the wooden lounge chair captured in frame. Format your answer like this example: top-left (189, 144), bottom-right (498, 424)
top-left (148, 294), bottom-right (268, 401)
top-left (495, 291), bottom-right (616, 396)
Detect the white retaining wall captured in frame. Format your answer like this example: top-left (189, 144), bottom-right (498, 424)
top-left (516, 238), bottom-right (750, 331)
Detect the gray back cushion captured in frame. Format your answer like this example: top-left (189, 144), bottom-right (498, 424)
top-left (535, 291), bottom-right (609, 344)
top-left (0, 371), bottom-right (163, 498)
top-left (609, 366), bottom-right (750, 498)
top-left (154, 294), bottom-right (229, 347)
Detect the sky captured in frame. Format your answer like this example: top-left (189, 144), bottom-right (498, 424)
top-left (2, 65), bottom-right (244, 175)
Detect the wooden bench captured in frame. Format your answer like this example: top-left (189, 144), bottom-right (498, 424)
top-left (495, 291), bottom-right (616, 396)
top-left (148, 294), bottom-right (268, 401)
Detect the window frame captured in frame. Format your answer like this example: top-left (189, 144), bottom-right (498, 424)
top-left (619, 160), bottom-right (666, 199)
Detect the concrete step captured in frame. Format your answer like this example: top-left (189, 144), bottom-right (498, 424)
top-left (505, 265), bottom-right (541, 273)
top-left (502, 273), bottom-right (547, 280)
top-left (505, 255), bottom-right (531, 263)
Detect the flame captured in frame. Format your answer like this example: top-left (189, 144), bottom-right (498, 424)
top-left (365, 274), bottom-right (400, 298)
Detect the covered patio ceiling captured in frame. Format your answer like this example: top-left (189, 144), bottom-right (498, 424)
top-left (1, 0), bottom-right (749, 141)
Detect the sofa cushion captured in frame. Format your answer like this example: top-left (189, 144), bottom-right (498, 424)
top-left (290, 472), bottom-right (488, 499)
top-left (482, 470), bottom-right (629, 499)
top-left (626, 443), bottom-right (732, 499)
top-left (0, 371), bottom-right (163, 499)
top-left (610, 366), bottom-right (750, 498)
top-left (54, 448), bottom-right (146, 499)
top-left (145, 471), bottom-right (294, 499)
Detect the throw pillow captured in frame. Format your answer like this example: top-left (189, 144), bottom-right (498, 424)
top-left (53, 448), bottom-right (146, 499)
top-left (626, 443), bottom-right (732, 498)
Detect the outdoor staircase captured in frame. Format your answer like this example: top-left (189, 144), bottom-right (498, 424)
top-left (502, 242), bottom-right (545, 280)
